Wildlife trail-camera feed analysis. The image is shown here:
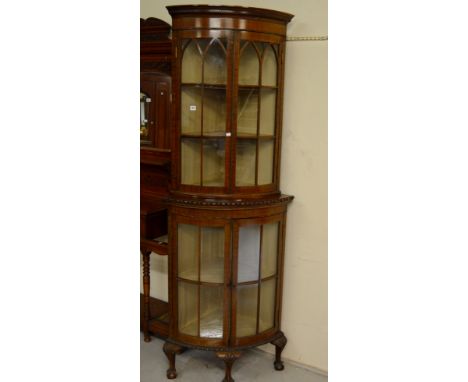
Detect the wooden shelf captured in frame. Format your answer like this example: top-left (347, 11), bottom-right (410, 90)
top-left (140, 294), bottom-right (169, 339)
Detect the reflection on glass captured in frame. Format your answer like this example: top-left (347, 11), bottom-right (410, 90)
top-left (178, 224), bottom-right (198, 281)
top-left (140, 92), bottom-right (150, 139)
top-left (259, 278), bottom-right (276, 332)
top-left (262, 44), bottom-right (278, 87)
top-left (204, 39), bottom-right (227, 84)
top-left (178, 281), bottom-right (198, 336)
top-left (200, 286), bottom-right (224, 338)
top-left (239, 42), bottom-right (259, 85)
top-left (237, 89), bottom-right (258, 136)
top-left (238, 225), bottom-right (260, 283)
top-left (202, 139), bottom-right (225, 187)
top-left (182, 40), bottom-right (202, 83)
top-left (236, 284), bottom-right (258, 337)
top-left (236, 140), bottom-right (256, 186)
top-left (181, 87), bottom-right (202, 135)
top-left (259, 89), bottom-right (276, 136)
top-left (181, 139), bottom-right (201, 185)
top-left (200, 227), bottom-right (225, 283)
top-left (203, 88), bottom-right (226, 136)
top-left (261, 222), bottom-right (279, 278)
top-left (258, 140), bottom-right (274, 185)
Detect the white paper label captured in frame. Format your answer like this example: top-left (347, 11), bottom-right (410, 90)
top-left (190, 105), bottom-right (197, 111)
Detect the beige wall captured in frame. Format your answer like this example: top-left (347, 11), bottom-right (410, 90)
top-left (140, 0), bottom-right (328, 373)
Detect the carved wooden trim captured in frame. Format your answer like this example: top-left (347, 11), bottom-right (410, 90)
top-left (271, 331), bottom-right (287, 371)
top-left (142, 250), bottom-right (152, 342)
top-left (140, 17), bottom-right (171, 40)
top-left (168, 194), bottom-right (294, 208)
top-left (216, 351), bottom-right (242, 382)
top-left (165, 331), bottom-right (284, 352)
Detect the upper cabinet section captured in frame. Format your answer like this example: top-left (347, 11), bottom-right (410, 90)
top-left (168, 6), bottom-right (293, 198)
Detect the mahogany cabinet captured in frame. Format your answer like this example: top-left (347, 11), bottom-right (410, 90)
top-left (163, 6), bottom-right (294, 382)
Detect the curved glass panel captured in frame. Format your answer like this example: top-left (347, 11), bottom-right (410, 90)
top-left (181, 87), bottom-right (202, 135)
top-left (239, 42), bottom-right (259, 86)
top-left (178, 224), bottom-right (198, 280)
top-left (261, 222), bottom-right (279, 278)
top-left (200, 227), bottom-right (225, 283)
top-left (203, 88), bottom-right (226, 136)
top-left (237, 88), bottom-right (258, 136)
top-left (181, 139), bottom-right (201, 185)
top-left (259, 278), bottom-right (276, 332)
top-left (200, 285), bottom-right (224, 338)
top-left (262, 44), bottom-right (278, 87)
top-left (258, 140), bottom-right (274, 185)
top-left (203, 39), bottom-right (227, 85)
top-left (236, 140), bottom-right (256, 187)
top-left (182, 40), bottom-right (202, 84)
top-left (237, 225), bottom-right (260, 282)
top-left (178, 281), bottom-right (198, 336)
top-left (259, 88), bottom-right (276, 136)
top-left (236, 284), bottom-right (258, 337)
top-left (202, 139), bottom-right (225, 187)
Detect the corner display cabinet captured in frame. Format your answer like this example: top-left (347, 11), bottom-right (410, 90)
top-left (163, 6), bottom-right (294, 382)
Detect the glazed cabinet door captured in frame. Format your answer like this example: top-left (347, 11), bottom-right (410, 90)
top-left (177, 35), bottom-right (233, 192)
top-left (172, 216), bottom-right (231, 347)
top-left (233, 39), bottom-right (283, 192)
top-left (231, 214), bottom-right (284, 346)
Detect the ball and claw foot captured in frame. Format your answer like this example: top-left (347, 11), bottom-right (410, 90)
top-left (163, 342), bottom-right (184, 380)
top-left (143, 334), bottom-right (152, 343)
top-left (271, 332), bottom-right (287, 372)
top-left (274, 360), bottom-right (284, 371)
top-left (166, 369), bottom-right (177, 379)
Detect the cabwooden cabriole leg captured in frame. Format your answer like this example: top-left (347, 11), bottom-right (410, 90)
top-left (142, 248), bottom-right (151, 343)
top-left (271, 332), bottom-right (287, 371)
top-left (215, 351), bottom-right (241, 382)
top-left (163, 342), bottom-right (184, 379)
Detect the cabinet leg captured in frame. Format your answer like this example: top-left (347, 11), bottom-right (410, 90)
top-left (163, 342), bottom-right (184, 379)
top-left (142, 249), bottom-right (152, 342)
top-left (216, 351), bottom-right (241, 382)
top-left (271, 332), bottom-right (287, 371)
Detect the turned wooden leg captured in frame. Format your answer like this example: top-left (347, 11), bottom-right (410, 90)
top-left (142, 249), bottom-right (152, 342)
top-left (163, 342), bottom-right (184, 379)
top-left (216, 351), bottom-right (241, 382)
top-left (271, 332), bottom-right (287, 371)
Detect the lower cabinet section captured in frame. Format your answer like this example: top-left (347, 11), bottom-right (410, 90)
top-left (168, 204), bottom-right (289, 348)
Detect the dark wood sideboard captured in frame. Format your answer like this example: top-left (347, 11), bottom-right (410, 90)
top-left (140, 17), bottom-right (172, 342)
